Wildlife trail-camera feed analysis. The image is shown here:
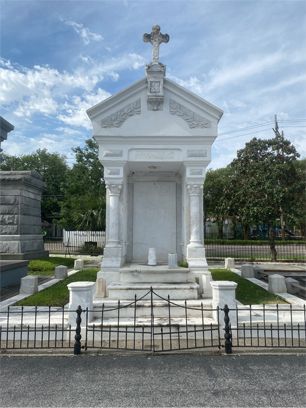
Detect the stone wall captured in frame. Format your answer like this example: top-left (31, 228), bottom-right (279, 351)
top-left (0, 171), bottom-right (48, 259)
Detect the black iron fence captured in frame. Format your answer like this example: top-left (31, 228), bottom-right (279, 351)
top-left (84, 289), bottom-right (221, 353)
top-left (0, 306), bottom-right (74, 350)
top-left (44, 234), bottom-right (306, 261)
top-left (1, 290), bottom-right (305, 354)
top-left (205, 241), bottom-right (306, 262)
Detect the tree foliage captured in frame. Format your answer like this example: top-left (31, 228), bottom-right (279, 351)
top-left (227, 133), bottom-right (302, 259)
top-left (60, 138), bottom-right (106, 230)
top-left (0, 149), bottom-right (68, 223)
top-left (204, 167), bottom-right (233, 238)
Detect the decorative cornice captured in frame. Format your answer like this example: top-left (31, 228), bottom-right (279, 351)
top-left (106, 184), bottom-right (122, 195)
top-left (187, 184), bottom-right (203, 195)
top-left (169, 99), bottom-right (211, 129)
top-left (101, 99), bottom-right (141, 128)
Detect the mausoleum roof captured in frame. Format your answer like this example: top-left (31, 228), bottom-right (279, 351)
top-left (87, 76), bottom-right (223, 122)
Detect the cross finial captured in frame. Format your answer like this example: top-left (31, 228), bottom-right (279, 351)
top-left (143, 25), bottom-right (169, 64)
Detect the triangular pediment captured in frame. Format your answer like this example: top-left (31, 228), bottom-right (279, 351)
top-left (87, 76), bottom-right (223, 137)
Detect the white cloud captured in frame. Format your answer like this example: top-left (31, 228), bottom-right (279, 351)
top-left (0, 53), bottom-right (145, 129)
top-left (57, 88), bottom-right (111, 129)
top-left (2, 130), bottom-right (86, 159)
top-left (210, 51), bottom-right (284, 90)
top-left (62, 19), bottom-right (103, 45)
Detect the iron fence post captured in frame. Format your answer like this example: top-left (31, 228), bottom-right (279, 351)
top-left (150, 287), bottom-right (155, 353)
top-left (223, 304), bottom-right (232, 354)
top-left (74, 305), bottom-right (82, 355)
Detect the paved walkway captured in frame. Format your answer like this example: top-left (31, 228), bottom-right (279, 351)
top-left (1, 354), bottom-right (305, 407)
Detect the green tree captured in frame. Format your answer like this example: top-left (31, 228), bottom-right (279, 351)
top-left (60, 138), bottom-right (106, 230)
top-left (229, 131), bottom-right (301, 260)
top-left (292, 159), bottom-right (306, 238)
top-left (204, 167), bottom-right (233, 238)
top-left (0, 149), bottom-right (68, 226)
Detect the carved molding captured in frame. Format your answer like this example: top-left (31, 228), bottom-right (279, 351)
top-left (187, 149), bottom-right (207, 158)
top-left (129, 149), bottom-right (178, 161)
top-left (187, 184), bottom-right (203, 195)
top-left (147, 96), bottom-right (164, 111)
top-left (102, 150), bottom-right (123, 158)
top-left (169, 99), bottom-right (210, 129)
top-left (106, 184), bottom-right (122, 195)
top-left (101, 99), bottom-right (141, 128)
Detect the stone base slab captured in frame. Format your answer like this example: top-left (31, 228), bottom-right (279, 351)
top-left (0, 250), bottom-right (49, 260)
top-left (0, 260), bottom-right (28, 288)
top-left (119, 264), bottom-right (191, 283)
top-left (0, 234), bottom-right (46, 257)
top-left (93, 298), bottom-right (213, 319)
top-left (107, 282), bottom-right (199, 300)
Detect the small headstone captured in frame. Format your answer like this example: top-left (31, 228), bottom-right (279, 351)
top-left (20, 275), bottom-right (38, 295)
top-left (168, 253), bottom-right (177, 268)
top-left (224, 258), bottom-right (235, 269)
top-left (74, 259), bottom-right (84, 270)
top-left (148, 248), bottom-right (157, 266)
top-left (201, 271), bottom-right (212, 298)
top-left (96, 272), bottom-right (107, 298)
top-left (253, 265), bottom-right (264, 279)
top-left (241, 264), bottom-right (255, 278)
top-left (55, 265), bottom-right (68, 279)
top-left (268, 274), bottom-right (287, 293)
top-left (285, 277), bottom-right (300, 294)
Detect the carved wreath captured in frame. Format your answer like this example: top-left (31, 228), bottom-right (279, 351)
top-left (101, 99), bottom-right (141, 128)
top-left (169, 99), bottom-right (210, 129)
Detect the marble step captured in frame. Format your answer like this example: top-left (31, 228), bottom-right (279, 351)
top-left (119, 265), bottom-right (190, 284)
top-left (89, 315), bottom-right (216, 327)
top-left (107, 282), bottom-right (199, 301)
top-left (93, 298), bottom-right (213, 319)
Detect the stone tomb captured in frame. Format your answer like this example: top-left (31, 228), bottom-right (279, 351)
top-left (0, 171), bottom-right (48, 260)
top-left (87, 26), bottom-right (223, 300)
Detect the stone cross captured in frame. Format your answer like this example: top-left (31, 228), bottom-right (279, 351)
top-left (143, 25), bottom-right (169, 64)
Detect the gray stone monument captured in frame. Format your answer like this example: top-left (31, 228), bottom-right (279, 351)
top-left (0, 116), bottom-right (14, 154)
top-left (0, 171), bottom-right (48, 259)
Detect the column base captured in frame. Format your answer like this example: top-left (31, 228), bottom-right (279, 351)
top-left (102, 245), bottom-right (124, 269)
top-left (187, 244), bottom-right (208, 269)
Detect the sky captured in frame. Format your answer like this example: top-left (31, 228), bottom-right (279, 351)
top-left (1, 0), bottom-right (306, 169)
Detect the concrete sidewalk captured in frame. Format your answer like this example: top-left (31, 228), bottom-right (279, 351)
top-left (1, 354), bottom-right (305, 407)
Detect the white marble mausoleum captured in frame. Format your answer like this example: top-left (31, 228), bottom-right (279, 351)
top-left (87, 26), bottom-right (223, 299)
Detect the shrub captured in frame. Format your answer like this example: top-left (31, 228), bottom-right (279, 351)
top-left (28, 257), bottom-right (76, 276)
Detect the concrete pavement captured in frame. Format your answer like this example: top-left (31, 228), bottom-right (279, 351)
top-left (0, 353), bottom-right (305, 407)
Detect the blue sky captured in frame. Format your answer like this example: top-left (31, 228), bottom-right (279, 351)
top-left (1, 0), bottom-right (306, 168)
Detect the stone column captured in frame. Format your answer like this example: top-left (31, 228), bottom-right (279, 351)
top-left (187, 184), bottom-right (202, 247)
top-left (186, 184), bottom-right (207, 269)
top-left (107, 184), bottom-right (122, 246)
top-left (102, 183), bottom-right (124, 273)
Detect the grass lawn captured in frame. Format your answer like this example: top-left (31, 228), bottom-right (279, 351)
top-left (28, 256), bottom-right (76, 276)
top-left (16, 268), bottom-right (98, 307)
top-left (210, 269), bottom-right (287, 305)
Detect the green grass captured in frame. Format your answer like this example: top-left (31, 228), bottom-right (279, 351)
top-left (178, 260), bottom-right (189, 268)
top-left (16, 268), bottom-right (98, 307)
top-left (28, 257), bottom-right (76, 276)
top-left (210, 269), bottom-right (287, 305)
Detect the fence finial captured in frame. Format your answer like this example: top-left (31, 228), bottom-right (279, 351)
top-left (74, 305), bottom-right (82, 355)
top-left (224, 304), bottom-right (232, 354)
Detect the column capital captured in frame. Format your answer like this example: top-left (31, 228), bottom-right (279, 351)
top-left (187, 184), bottom-right (203, 195)
top-left (106, 184), bottom-right (122, 195)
